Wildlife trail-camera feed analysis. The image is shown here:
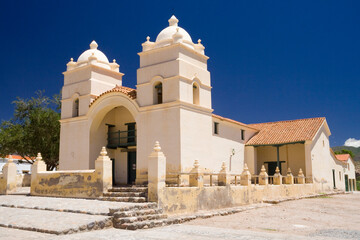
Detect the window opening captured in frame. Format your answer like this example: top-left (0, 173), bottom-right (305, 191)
top-left (155, 83), bottom-right (163, 104)
top-left (214, 122), bottom-right (219, 134)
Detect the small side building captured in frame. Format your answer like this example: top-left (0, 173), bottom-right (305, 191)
top-left (331, 152), bottom-right (357, 191)
top-left (245, 117), bottom-right (336, 191)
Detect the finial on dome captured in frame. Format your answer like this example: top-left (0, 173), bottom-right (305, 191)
top-left (113, 59), bottom-right (116, 63)
top-left (198, 39), bottom-right (201, 44)
top-left (70, 58), bottom-right (74, 62)
top-left (168, 15), bottom-right (179, 27)
top-left (146, 36), bottom-right (150, 42)
top-left (90, 40), bottom-right (98, 49)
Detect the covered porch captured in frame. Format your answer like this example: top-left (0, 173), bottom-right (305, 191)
top-left (245, 142), bottom-right (311, 180)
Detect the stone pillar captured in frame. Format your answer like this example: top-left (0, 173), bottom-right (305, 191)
top-left (273, 166), bottom-right (282, 185)
top-left (95, 147), bottom-right (113, 193)
top-left (285, 168), bottom-right (294, 184)
top-left (148, 141), bottom-right (166, 202)
top-left (189, 160), bottom-right (203, 188)
top-left (30, 153), bottom-right (47, 195)
top-left (259, 165), bottom-right (268, 185)
top-left (218, 161), bottom-right (230, 186)
top-left (240, 164), bottom-right (252, 186)
top-left (297, 168), bottom-right (305, 184)
top-left (0, 157), bottom-right (17, 194)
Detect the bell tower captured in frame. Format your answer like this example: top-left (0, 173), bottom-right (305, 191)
top-left (136, 16), bottom-right (212, 109)
top-left (61, 41), bottom-right (123, 119)
top-left (135, 16), bottom-right (214, 184)
top-left (59, 41), bottom-right (124, 170)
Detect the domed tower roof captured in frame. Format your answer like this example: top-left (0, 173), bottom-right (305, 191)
top-left (141, 15), bottom-right (205, 54)
top-left (155, 15), bottom-right (193, 43)
top-left (77, 41), bottom-right (109, 63)
top-left (66, 41), bottom-right (120, 72)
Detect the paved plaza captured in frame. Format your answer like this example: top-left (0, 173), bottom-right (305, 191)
top-left (0, 192), bottom-right (359, 239)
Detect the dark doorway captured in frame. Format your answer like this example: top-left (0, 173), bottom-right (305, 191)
top-left (127, 152), bottom-right (136, 185)
top-left (265, 161), bottom-right (285, 175)
top-left (110, 158), bottom-right (115, 186)
top-left (332, 169), bottom-right (336, 189)
top-left (345, 174), bottom-right (349, 192)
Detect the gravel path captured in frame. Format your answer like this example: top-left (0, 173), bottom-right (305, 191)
top-left (185, 192), bottom-right (360, 239)
top-left (0, 192), bottom-right (358, 239)
top-left (0, 224), bottom-right (349, 240)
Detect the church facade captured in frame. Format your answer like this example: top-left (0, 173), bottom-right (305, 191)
top-left (59, 16), bottom-right (355, 191)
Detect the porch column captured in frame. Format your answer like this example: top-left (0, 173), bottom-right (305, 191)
top-left (276, 145), bottom-right (280, 169)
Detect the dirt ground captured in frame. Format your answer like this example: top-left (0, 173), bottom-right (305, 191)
top-left (185, 192), bottom-right (360, 238)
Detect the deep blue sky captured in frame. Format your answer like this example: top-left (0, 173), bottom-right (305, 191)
top-left (0, 0), bottom-right (359, 147)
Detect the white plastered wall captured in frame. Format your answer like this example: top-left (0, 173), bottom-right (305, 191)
top-left (136, 104), bottom-right (182, 184)
top-left (309, 124), bottom-right (333, 190)
top-left (179, 108), bottom-right (213, 173)
top-left (59, 119), bottom-right (90, 170)
top-left (329, 153), bottom-right (346, 191)
top-left (211, 119), bottom-right (258, 174)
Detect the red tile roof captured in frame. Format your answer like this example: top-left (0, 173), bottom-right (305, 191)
top-left (246, 117), bottom-right (326, 146)
top-left (335, 154), bottom-right (351, 162)
top-left (90, 85), bottom-right (136, 107)
top-left (5, 155), bottom-right (33, 161)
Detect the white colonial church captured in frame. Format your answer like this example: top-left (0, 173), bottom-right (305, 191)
top-left (59, 16), bottom-right (356, 191)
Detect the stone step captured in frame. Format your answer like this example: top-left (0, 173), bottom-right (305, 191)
top-left (117, 215), bottom-right (197, 230)
top-left (113, 208), bottom-right (163, 218)
top-left (109, 203), bottom-right (158, 215)
top-left (103, 192), bottom-right (146, 198)
top-left (114, 213), bottom-right (167, 225)
top-left (99, 196), bottom-right (147, 203)
top-left (108, 187), bottom-right (148, 193)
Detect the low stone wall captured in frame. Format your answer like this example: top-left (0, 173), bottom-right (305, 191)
top-left (158, 183), bottom-right (321, 215)
top-left (146, 141), bottom-right (329, 215)
top-left (31, 170), bottom-right (102, 198)
top-left (31, 148), bottom-right (112, 199)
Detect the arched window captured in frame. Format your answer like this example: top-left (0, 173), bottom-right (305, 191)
top-left (154, 83), bottom-right (163, 104)
top-left (193, 83), bottom-right (199, 105)
top-left (73, 98), bottom-right (79, 117)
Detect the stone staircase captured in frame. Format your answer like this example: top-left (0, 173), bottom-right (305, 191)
top-left (101, 186), bottom-right (198, 230)
top-left (100, 186), bottom-right (148, 203)
top-left (110, 203), bottom-right (199, 230)
top-left (112, 204), bottom-right (167, 230)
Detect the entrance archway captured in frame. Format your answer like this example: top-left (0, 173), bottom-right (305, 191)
top-left (88, 92), bottom-right (139, 185)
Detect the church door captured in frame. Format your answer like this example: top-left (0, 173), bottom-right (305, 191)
top-left (127, 152), bottom-right (136, 185)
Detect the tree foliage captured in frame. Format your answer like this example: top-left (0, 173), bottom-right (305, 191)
top-left (0, 91), bottom-right (60, 170)
top-left (334, 149), bottom-right (355, 159)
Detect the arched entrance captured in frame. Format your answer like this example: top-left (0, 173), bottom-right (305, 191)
top-left (88, 92), bottom-right (139, 185)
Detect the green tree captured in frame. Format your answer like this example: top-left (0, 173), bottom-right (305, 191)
top-left (0, 91), bottom-right (60, 170)
top-left (334, 149), bottom-right (355, 159)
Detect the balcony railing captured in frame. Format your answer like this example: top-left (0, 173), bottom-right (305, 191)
top-left (107, 129), bottom-right (136, 149)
